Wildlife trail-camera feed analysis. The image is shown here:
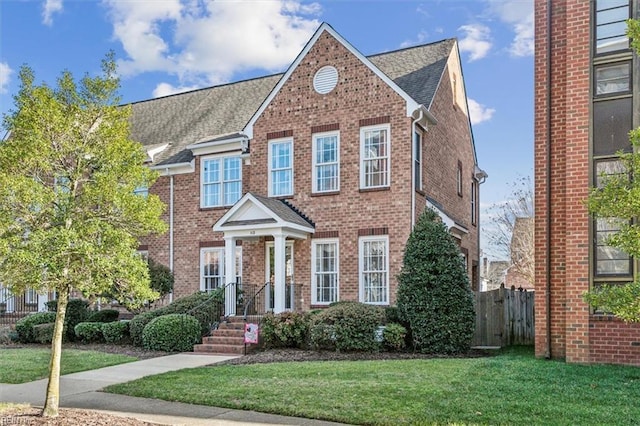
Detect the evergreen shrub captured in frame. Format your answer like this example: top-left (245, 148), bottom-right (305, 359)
top-left (15, 312), bottom-right (57, 343)
top-left (86, 309), bottom-right (120, 323)
top-left (74, 322), bottom-right (105, 343)
top-left (33, 322), bottom-right (55, 344)
top-left (102, 320), bottom-right (130, 344)
top-left (142, 314), bottom-right (200, 352)
top-left (261, 311), bottom-right (309, 348)
top-left (130, 291), bottom-right (222, 346)
top-left (397, 209), bottom-right (475, 354)
top-left (309, 301), bottom-right (385, 352)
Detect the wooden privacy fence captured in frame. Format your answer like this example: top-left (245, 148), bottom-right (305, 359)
top-left (472, 287), bottom-right (535, 347)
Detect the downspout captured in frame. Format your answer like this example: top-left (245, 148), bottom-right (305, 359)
top-left (167, 169), bottom-right (175, 303)
top-left (411, 109), bottom-right (424, 228)
top-left (545, 0), bottom-right (553, 359)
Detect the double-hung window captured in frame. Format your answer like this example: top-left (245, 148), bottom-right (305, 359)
top-left (360, 125), bottom-right (390, 189)
top-left (313, 132), bottom-right (339, 193)
top-left (269, 139), bottom-right (293, 197)
top-left (200, 247), bottom-right (242, 292)
top-left (201, 156), bottom-right (242, 208)
top-left (312, 239), bottom-right (339, 304)
top-left (359, 236), bottom-right (389, 304)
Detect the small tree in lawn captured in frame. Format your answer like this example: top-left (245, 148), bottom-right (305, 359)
top-left (397, 208), bottom-right (475, 354)
top-left (0, 54), bottom-right (167, 417)
top-left (584, 19), bottom-right (640, 322)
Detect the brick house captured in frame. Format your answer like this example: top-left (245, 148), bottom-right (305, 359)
top-left (535, 1), bottom-right (640, 365)
top-left (131, 23), bottom-right (484, 316)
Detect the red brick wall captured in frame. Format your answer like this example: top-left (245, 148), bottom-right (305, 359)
top-left (140, 31), bottom-right (479, 306)
top-left (590, 316), bottom-right (640, 366)
top-left (535, 0), bottom-right (639, 366)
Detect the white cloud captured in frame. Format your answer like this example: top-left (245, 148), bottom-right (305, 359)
top-left (42, 0), bottom-right (63, 26)
top-left (399, 30), bottom-right (429, 49)
top-left (152, 82), bottom-right (200, 98)
top-left (458, 24), bottom-right (492, 61)
top-left (468, 98), bottom-right (495, 125)
top-left (103, 0), bottom-right (321, 89)
top-left (0, 62), bottom-right (13, 94)
top-left (486, 0), bottom-right (534, 57)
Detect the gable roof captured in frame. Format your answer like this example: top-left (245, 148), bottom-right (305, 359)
top-left (213, 192), bottom-right (315, 238)
top-left (128, 25), bottom-right (456, 167)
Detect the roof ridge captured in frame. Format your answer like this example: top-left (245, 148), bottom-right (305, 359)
top-left (368, 38), bottom-right (456, 59)
top-left (125, 37), bottom-right (455, 108)
top-left (125, 73), bottom-right (283, 107)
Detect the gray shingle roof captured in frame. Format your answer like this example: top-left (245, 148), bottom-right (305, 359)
top-left (129, 38), bottom-right (455, 166)
top-left (251, 193), bottom-right (315, 229)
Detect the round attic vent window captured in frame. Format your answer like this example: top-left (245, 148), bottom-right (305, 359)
top-left (313, 65), bottom-right (338, 94)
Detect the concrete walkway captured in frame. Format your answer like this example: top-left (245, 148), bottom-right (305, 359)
top-left (0, 353), bottom-right (348, 426)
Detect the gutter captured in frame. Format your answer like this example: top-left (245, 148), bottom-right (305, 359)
top-left (168, 168), bottom-right (174, 303)
top-left (545, 0), bottom-right (553, 359)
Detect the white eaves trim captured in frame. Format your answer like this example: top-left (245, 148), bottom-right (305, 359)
top-left (150, 159), bottom-right (195, 176)
top-left (213, 193), bottom-right (315, 237)
top-left (145, 143), bottom-right (169, 162)
top-left (244, 22), bottom-right (423, 139)
top-left (186, 134), bottom-right (248, 157)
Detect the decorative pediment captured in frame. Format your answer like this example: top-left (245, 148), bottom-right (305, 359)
top-left (213, 192), bottom-right (314, 239)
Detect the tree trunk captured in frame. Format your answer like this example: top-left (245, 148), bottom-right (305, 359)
top-left (42, 287), bottom-right (69, 417)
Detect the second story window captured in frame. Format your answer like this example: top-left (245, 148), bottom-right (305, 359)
top-left (269, 138), bottom-right (293, 197)
top-left (201, 156), bottom-right (242, 208)
top-left (457, 161), bottom-right (463, 197)
top-left (360, 124), bottom-right (390, 189)
top-left (313, 132), bottom-right (339, 193)
top-left (595, 0), bottom-right (630, 55)
top-left (414, 131), bottom-right (422, 191)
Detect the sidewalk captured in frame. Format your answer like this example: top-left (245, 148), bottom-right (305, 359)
top-left (0, 353), bottom-right (348, 426)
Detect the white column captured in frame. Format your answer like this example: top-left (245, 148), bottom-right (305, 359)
top-left (224, 236), bottom-right (237, 316)
top-left (273, 233), bottom-right (286, 314)
top-left (38, 292), bottom-right (48, 312)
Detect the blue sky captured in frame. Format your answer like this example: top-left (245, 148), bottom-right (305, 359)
top-left (0, 0), bottom-right (534, 259)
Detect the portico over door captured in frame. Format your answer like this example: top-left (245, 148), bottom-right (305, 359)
top-left (212, 192), bottom-right (314, 315)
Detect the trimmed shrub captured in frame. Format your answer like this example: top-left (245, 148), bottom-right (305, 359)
top-left (46, 299), bottom-right (90, 341)
top-left (261, 311), bottom-right (309, 348)
top-left (86, 309), bottom-right (120, 323)
top-left (142, 314), bottom-right (201, 352)
top-left (74, 322), bottom-right (105, 343)
top-left (130, 291), bottom-right (222, 346)
top-left (102, 321), bottom-right (130, 344)
top-left (383, 323), bottom-right (407, 351)
top-left (148, 258), bottom-right (174, 298)
top-left (309, 302), bottom-right (385, 352)
top-left (397, 209), bottom-right (476, 354)
top-left (15, 312), bottom-right (57, 343)
top-left (33, 322), bottom-right (56, 344)
top-left (384, 306), bottom-right (401, 324)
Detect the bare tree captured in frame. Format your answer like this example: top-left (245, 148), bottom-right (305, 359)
top-left (485, 176), bottom-right (534, 287)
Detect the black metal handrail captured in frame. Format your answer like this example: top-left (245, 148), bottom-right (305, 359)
top-left (243, 282), bottom-right (271, 321)
top-left (183, 281), bottom-right (234, 337)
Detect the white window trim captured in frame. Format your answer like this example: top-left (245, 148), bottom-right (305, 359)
top-left (200, 154), bottom-right (243, 208)
top-left (358, 235), bottom-right (390, 305)
top-left (312, 131), bottom-right (340, 193)
top-left (199, 247), bottom-right (243, 291)
top-left (360, 124), bottom-right (391, 189)
top-left (268, 138), bottom-right (294, 197)
top-left (414, 130), bottom-right (422, 191)
top-left (311, 238), bottom-right (339, 305)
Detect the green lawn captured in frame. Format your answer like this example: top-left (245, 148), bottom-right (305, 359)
top-left (0, 348), bottom-right (137, 384)
top-left (105, 347), bottom-right (640, 426)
